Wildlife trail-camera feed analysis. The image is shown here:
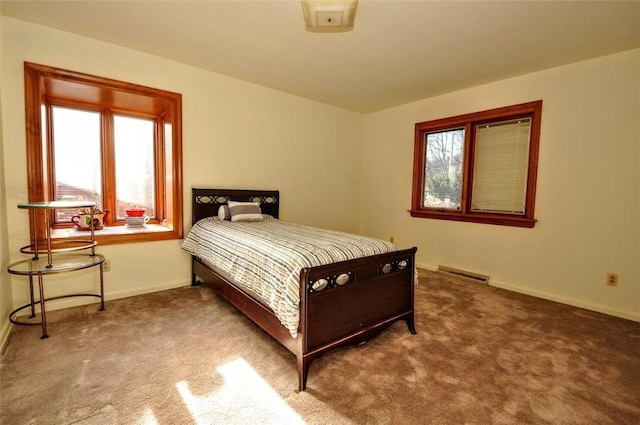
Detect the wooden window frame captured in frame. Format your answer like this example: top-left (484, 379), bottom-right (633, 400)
top-left (24, 62), bottom-right (183, 245)
top-left (410, 100), bottom-right (542, 228)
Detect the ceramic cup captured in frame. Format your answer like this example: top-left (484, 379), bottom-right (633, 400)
top-left (125, 216), bottom-right (149, 227)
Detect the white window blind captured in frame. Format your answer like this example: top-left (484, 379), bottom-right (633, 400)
top-left (471, 118), bottom-right (531, 214)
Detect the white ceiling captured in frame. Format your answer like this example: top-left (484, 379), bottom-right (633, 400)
top-left (1, 0), bottom-right (638, 113)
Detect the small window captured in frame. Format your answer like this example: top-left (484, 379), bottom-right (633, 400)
top-left (410, 101), bottom-right (542, 228)
top-left (24, 62), bottom-right (183, 244)
top-left (423, 128), bottom-right (465, 211)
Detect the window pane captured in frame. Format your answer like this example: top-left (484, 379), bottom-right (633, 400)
top-left (472, 118), bottom-right (531, 214)
top-left (51, 106), bottom-right (102, 223)
top-left (164, 122), bottom-right (173, 224)
top-left (423, 128), bottom-right (464, 210)
top-left (114, 115), bottom-right (156, 220)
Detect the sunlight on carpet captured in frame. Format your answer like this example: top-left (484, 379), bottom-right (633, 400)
top-left (176, 358), bottom-right (305, 425)
top-left (137, 408), bottom-right (159, 425)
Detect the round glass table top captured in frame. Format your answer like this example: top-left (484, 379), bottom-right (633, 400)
top-left (8, 254), bottom-right (105, 275)
top-left (17, 201), bottom-right (96, 210)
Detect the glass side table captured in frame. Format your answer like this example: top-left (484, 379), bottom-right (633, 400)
top-left (17, 201), bottom-right (100, 265)
top-left (7, 201), bottom-right (106, 339)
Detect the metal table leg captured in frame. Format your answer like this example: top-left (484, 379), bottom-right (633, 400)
top-left (99, 263), bottom-right (105, 311)
top-left (28, 274), bottom-right (36, 318)
top-left (37, 273), bottom-right (48, 339)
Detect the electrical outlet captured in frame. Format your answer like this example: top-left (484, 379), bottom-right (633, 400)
top-left (606, 272), bottom-right (618, 287)
top-left (103, 260), bottom-right (111, 272)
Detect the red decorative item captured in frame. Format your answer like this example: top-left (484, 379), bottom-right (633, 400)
top-left (125, 208), bottom-right (145, 217)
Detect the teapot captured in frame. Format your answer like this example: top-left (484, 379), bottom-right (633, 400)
top-left (71, 209), bottom-right (109, 230)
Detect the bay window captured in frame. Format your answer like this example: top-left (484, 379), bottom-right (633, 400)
top-left (24, 62), bottom-right (183, 244)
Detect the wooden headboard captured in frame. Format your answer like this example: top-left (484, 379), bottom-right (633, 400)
top-left (192, 188), bottom-right (280, 223)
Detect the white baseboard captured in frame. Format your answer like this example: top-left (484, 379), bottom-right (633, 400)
top-left (0, 319), bottom-right (12, 355)
top-left (10, 280), bottom-right (192, 318)
top-left (416, 262), bottom-right (437, 272)
top-left (105, 280), bottom-right (192, 303)
top-left (490, 280), bottom-right (640, 322)
top-left (415, 262), bottom-right (640, 323)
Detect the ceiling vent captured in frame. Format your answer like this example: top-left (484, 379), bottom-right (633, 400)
top-left (302, 0), bottom-right (358, 33)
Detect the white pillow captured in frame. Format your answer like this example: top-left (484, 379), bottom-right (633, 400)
top-left (217, 205), bottom-right (231, 221)
top-left (227, 201), bottom-right (264, 222)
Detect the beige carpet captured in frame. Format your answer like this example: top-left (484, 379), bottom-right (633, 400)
top-left (1, 270), bottom-right (639, 425)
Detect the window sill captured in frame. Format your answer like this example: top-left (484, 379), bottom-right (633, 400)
top-left (408, 209), bottom-right (536, 228)
top-left (51, 223), bottom-right (182, 245)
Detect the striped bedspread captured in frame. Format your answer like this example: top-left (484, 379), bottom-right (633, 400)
top-left (181, 216), bottom-right (397, 338)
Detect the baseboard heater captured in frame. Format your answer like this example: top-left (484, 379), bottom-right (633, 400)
top-left (437, 265), bottom-right (490, 285)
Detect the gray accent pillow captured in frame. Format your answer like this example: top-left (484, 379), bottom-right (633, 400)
top-left (228, 201), bottom-right (264, 222)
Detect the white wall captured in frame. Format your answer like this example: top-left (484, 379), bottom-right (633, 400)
top-left (0, 17), bottom-right (363, 316)
top-left (0, 15), bottom-right (14, 349)
top-left (361, 49), bottom-right (640, 320)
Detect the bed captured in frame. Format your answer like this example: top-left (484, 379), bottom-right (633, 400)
top-left (184, 188), bottom-right (417, 391)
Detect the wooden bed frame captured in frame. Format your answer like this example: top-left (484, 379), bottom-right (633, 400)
top-left (189, 188), bottom-right (417, 391)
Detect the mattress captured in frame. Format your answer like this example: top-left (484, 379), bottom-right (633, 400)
top-left (181, 216), bottom-right (397, 337)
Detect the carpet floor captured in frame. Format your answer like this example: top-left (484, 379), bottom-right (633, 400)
top-left (1, 269), bottom-right (639, 424)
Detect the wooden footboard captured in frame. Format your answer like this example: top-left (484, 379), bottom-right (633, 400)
top-left (192, 247), bottom-right (416, 391)
top-left (189, 188), bottom-right (417, 391)
top-left (298, 248), bottom-right (417, 390)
